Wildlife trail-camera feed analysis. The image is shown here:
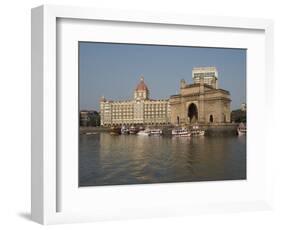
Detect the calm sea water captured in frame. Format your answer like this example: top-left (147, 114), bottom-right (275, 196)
top-left (79, 133), bottom-right (246, 186)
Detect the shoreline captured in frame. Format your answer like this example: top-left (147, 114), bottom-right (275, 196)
top-left (80, 123), bottom-right (239, 136)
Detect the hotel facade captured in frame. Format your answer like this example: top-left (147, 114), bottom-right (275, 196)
top-left (100, 77), bottom-right (171, 126)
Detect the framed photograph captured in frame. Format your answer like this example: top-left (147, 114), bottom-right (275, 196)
top-left (31, 5), bottom-right (274, 224)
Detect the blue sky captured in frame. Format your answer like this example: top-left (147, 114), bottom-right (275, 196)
top-left (79, 42), bottom-right (246, 111)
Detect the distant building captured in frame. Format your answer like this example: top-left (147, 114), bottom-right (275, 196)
top-left (231, 103), bottom-right (247, 123)
top-left (241, 103), bottom-right (247, 112)
top-left (192, 67), bottom-right (218, 89)
top-left (100, 77), bottom-right (170, 126)
top-left (170, 67), bottom-right (231, 125)
top-left (80, 110), bottom-right (100, 126)
top-left (80, 111), bottom-right (91, 126)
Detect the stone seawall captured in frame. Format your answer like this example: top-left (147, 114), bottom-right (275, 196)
top-left (201, 123), bottom-right (238, 136)
top-left (80, 126), bottom-right (111, 134)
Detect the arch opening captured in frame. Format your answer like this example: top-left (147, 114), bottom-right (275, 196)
top-left (209, 114), bottom-right (213, 123)
top-left (187, 103), bottom-right (198, 123)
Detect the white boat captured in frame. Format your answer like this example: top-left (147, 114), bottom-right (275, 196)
top-left (172, 128), bottom-right (180, 135)
top-left (137, 129), bottom-right (151, 136)
top-left (237, 122), bottom-right (246, 135)
top-left (149, 128), bottom-right (162, 136)
top-left (121, 125), bottom-right (129, 134)
top-left (190, 125), bottom-right (205, 136)
top-left (129, 126), bottom-right (138, 134)
top-left (172, 128), bottom-right (191, 137)
top-left (190, 130), bottom-right (205, 136)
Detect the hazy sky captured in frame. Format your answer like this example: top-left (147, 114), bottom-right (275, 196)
top-left (79, 42), bottom-right (246, 111)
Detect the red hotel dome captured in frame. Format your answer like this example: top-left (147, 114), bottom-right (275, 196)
top-left (135, 76), bottom-right (148, 91)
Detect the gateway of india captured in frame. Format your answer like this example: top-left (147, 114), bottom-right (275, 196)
top-left (100, 67), bottom-right (231, 126)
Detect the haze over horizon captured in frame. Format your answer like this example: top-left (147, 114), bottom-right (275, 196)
top-left (79, 42), bottom-right (246, 112)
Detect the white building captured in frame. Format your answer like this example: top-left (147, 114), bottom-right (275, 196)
top-left (100, 77), bottom-right (170, 126)
top-left (241, 103), bottom-right (247, 111)
top-left (192, 66), bottom-right (218, 89)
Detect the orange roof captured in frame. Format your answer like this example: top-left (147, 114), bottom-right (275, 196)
top-left (135, 77), bottom-right (148, 91)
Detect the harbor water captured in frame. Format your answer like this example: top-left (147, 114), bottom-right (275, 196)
top-left (79, 133), bottom-right (246, 186)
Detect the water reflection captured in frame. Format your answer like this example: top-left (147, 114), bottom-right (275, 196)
top-left (79, 133), bottom-right (246, 186)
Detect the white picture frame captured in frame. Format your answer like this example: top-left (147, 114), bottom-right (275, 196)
top-left (31, 5), bottom-right (274, 225)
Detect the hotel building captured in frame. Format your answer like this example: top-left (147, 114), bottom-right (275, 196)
top-left (100, 77), bottom-right (170, 126)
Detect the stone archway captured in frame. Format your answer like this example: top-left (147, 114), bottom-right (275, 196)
top-left (188, 103), bottom-right (198, 123)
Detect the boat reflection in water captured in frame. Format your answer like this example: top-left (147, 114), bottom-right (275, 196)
top-left (79, 131), bottom-right (246, 187)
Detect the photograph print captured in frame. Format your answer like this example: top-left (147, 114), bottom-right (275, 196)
top-left (79, 42), bottom-right (246, 187)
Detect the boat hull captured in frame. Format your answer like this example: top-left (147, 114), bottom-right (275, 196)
top-left (237, 128), bottom-right (246, 135)
top-left (150, 129), bottom-right (162, 136)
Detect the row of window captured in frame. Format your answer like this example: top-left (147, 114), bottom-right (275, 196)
top-left (111, 111), bottom-right (167, 115)
top-left (111, 112), bottom-right (134, 114)
top-left (102, 108), bottom-right (170, 116)
top-left (145, 115), bottom-right (167, 118)
top-left (102, 104), bottom-right (169, 110)
top-left (108, 109), bottom-right (168, 113)
top-left (107, 113), bottom-right (169, 118)
top-left (110, 104), bottom-right (168, 108)
top-left (194, 72), bottom-right (216, 78)
top-left (103, 122), bottom-right (170, 125)
top-left (144, 105), bottom-right (167, 108)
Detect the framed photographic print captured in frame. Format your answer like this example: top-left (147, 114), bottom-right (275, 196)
top-left (31, 5), bottom-right (274, 224)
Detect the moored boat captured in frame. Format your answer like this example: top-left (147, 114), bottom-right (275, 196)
top-left (190, 125), bottom-right (205, 136)
top-left (121, 125), bottom-right (130, 134)
top-left (172, 128), bottom-right (191, 137)
top-left (237, 122), bottom-right (246, 135)
top-left (129, 125), bottom-right (138, 134)
top-left (149, 128), bottom-right (162, 136)
top-left (137, 129), bottom-right (151, 136)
